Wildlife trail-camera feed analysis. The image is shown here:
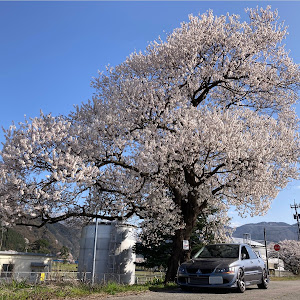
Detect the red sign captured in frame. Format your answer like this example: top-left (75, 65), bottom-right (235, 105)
top-left (274, 244), bottom-right (281, 251)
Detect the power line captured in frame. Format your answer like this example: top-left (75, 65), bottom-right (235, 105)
top-left (290, 201), bottom-right (300, 241)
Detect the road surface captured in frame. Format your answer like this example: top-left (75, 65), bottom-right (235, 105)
top-left (91, 280), bottom-right (300, 300)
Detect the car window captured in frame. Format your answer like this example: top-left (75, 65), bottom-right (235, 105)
top-left (246, 245), bottom-right (258, 259)
top-left (241, 246), bottom-right (250, 260)
top-left (255, 251), bottom-right (261, 258)
top-left (194, 244), bottom-right (239, 259)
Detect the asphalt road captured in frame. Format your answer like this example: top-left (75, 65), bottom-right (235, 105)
top-left (102, 281), bottom-right (300, 300)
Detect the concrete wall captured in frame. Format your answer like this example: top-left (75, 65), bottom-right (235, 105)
top-left (0, 251), bottom-right (52, 281)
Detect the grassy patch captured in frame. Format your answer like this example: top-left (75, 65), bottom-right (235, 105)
top-left (51, 262), bottom-right (78, 272)
top-left (149, 282), bottom-right (178, 292)
top-left (101, 281), bottom-right (150, 295)
top-left (0, 280), bottom-right (157, 300)
top-left (0, 282), bottom-right (92, 300)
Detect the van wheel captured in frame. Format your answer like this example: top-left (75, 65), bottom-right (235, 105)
top-left (236, 268), bottom-right (246, 293)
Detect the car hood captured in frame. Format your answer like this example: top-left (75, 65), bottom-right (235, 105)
top-left (182, 258), bottom-right (238, 269)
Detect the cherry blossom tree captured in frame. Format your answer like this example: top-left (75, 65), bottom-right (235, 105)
top-left (269, 240), bottom-right (300, 275)
top-left (1, 7), bottom-right (300, 282)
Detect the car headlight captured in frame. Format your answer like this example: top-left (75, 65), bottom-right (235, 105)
top-left (178, 266), bottom-right (187, 274)
top-left (215, 266), bottom-right (235, 274)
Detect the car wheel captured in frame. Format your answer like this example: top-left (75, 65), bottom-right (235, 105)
top-left (257, 269), bottom-right (269, 289)
top-left (236, 268), bottom-right (246, 293)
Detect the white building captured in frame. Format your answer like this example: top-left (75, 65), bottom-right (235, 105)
top-left (0, 250), bottom-right (53, 282)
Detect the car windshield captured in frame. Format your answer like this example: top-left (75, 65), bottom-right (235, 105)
top-left (194, 244), bottom-right (239, 259)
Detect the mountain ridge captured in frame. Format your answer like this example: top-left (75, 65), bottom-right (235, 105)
top-left (232, 221), bottom-right (299, 242)
top-left (0, 223), bottom-right (82, 259)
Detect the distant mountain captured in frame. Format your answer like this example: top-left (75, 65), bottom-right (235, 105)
top-left (1, 222), bottom-right (82, 259)
top-left (232, 222), bottom-right (299, 243)
top-left (44, 222), bottom-right (82, 258)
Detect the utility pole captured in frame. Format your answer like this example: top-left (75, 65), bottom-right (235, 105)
top-left (290, 201), bottom-right (300, 241)
top-left (264, 228), bottom-right (269, 274)
top-left (92, 218), bottom-right (99, 285)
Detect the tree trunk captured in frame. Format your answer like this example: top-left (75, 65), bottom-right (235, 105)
top-left (164, 227), bottom-right (193, 283)
top-left (165, 230), bottom-right (182, 283)
top-left (164, 189), bottom-right (207, 283)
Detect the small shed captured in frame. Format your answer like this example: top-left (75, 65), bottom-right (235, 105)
top-left (0, 250), bottom-right (53, 282)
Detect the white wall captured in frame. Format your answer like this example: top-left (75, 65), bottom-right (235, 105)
top-left (0, 251), bottom-right (51, 280)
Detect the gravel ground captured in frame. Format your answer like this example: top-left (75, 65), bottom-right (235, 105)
top-left (71, 281), bottom-right (300, 300)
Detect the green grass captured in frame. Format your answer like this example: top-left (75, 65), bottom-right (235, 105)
top-left (51, 262), bottom-right (78, 272)
top-left (0, 280), bottom-right (173, 300)
top-left (101, 281), bottom-right (152, 295)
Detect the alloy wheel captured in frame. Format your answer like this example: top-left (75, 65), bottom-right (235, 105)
top-left (236, 268), bottom-right (246, 293)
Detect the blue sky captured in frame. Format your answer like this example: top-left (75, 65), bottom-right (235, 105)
top-left (1, 1), bottom-right (300, 227)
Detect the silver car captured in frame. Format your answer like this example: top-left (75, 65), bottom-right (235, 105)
top-left (177, 243), bottom-right (269, 293)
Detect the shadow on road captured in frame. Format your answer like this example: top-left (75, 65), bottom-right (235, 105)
top-left (149, 286), bottom-right (258, 294)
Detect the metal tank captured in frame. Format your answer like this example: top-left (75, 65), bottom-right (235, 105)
top-left (78, 220), bottom-right (136, 284)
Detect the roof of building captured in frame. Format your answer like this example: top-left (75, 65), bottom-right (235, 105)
top-left (0, 250), bottom-right (55, 257)
top-left (231, 237), bottom-right (265, 247)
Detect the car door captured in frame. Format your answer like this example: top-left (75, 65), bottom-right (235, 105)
top-left (246, 245), bottom-right (262, 281)
top-left (241, 246), bottom-right (261, 284)
top-left (241, 246), bottom-right (253, 282)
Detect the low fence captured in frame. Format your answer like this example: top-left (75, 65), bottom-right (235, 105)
top-left (269, 269), bottom-right (295, 277)
top-left (0, 271), bottom-right (90, 284)
top-left (0, 271), bottom-right (165, 285)
top-left (135, 272), bottom-right (164, 284)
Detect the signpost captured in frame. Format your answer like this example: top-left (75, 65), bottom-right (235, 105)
top-left (274, 244), bottom-right (280, 251)
top-left (183, 240), bottom-right (189, 250)
top-left (274, 244), bottom-right (281, 277)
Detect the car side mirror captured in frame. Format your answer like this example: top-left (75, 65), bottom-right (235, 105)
top-left (241, 253), bottom-right (247, 260)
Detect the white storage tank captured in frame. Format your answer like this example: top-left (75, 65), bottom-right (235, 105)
top-left (78, 221), bottom-right (136, 284)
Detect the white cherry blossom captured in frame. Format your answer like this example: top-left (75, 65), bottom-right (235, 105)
top-left (0, 6), bottom-right (299, 281)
